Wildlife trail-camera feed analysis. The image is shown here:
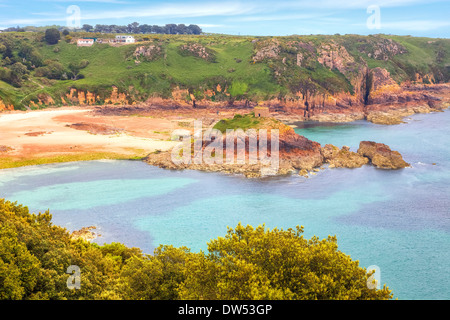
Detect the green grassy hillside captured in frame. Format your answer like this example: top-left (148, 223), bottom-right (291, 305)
top-left (0, 31), bottom-right (449, 110)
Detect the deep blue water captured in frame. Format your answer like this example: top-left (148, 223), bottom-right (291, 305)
top-left (0, 109), bottom-right (449, 300)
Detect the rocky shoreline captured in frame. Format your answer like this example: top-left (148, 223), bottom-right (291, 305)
top-left (278, 98), bottom-right (450, 126)
top-left (144, 114), bottom-right (411, 179)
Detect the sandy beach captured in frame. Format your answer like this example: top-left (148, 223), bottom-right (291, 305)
top-left (0, 107), bottom-right (182, 167)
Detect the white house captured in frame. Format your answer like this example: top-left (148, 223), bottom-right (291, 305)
top-left (115, 35), bottom-right (135, 43)
top-left (77, 39), bottom-right (94, 47)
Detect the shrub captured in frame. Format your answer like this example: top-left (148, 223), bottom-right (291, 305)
top-left (44, 28), bottom-right (60, 45)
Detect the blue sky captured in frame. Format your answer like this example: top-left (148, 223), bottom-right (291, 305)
top-left (0, 0), bottom-right (449, 37)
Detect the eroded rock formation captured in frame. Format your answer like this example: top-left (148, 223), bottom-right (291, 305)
top-left (321, 144), bottom-right (369, 168)
top-left (357, 141), bottom-right (410, 169)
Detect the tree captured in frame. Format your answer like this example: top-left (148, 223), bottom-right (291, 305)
top-left (18, 42), bottom-right (43, 67)
top-left (139, 24), bottom-right (152, 34)
top-left (0, 226), bottom-right (41, 299)
top-left (35, 61), bottom-right (64, 80)
top-left (67, 60), bottom-right (89, 80)
top-left (0, 198), bottom-right (394, 301)
top-left (152, 25), bottom-right (164, 34)
top-left (188, 24), bottom-right (202, 35)
top-left (164, 24), bottom-right (177, 35)
top-left (62, 29), bottom-right (70, 36)
top-left (82, 24), bottom-right (93, 32)
top-left (176, 24), bottom-right (187, 34)
top-left (44, 28), bottom-right (60, 45)
top-left (128, 22), bottom-right (139, 34)
top-left (9, 62), bottom-right (29, 87)
top-left (179, 223), bottom-right (393, 300)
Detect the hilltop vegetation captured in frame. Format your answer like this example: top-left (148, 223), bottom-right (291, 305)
top-left (0, 29), bottom-right (449, 110)
top-left (0, 199), bottom-right (393, 300)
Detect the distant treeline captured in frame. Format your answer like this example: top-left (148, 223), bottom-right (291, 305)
top-left (2, 22), bottom-right (203, 35)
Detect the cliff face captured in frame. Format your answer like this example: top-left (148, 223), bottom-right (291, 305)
top-left (0, 99), bottom-right (14, 112)
top-left (263, 69), bottom-right (449, 123)
top-left (250, 36), bottom-right (449, 122)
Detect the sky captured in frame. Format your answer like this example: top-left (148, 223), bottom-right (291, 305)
top-left (0, 0), bottom-right (449, 37)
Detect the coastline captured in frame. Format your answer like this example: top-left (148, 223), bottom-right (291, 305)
top-left (0, 100), bottom-right (448, 173)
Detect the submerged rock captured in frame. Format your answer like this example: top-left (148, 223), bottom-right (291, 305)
top-left (366, 112), bottom-right (405, 125)
top-left (357, 141), bottom-right (410, 169)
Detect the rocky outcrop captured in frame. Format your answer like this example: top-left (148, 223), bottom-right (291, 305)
top-left (365, 78), bottom-right (449, 125)
top-left (179, 43), bottom-right (216, 62)
top-left (252, 39), bottom-right (281, 63)
top-left (144, 109), bottom-right (412, 176)
top-left (134, 44), bottom-right (163, 61)
top-left (145, 136), bottom-right (410, 177)
top-left (321, 144), bottom-right (369, 168)
top-left (0, 99), bottom-right (15, 112)
top-left (366, 112), bottom-right (405, 125)
top-left (70, 226), bottom-right (100, 241)
top-left (59, 86), bottom-right (131, 107)
top-left (145, 151), bottom-right (294, 178)
top-left (145, 117), bottom-right (323, 178)
top-left (277, 127), bottom-right (323, 171)
top-left (357, 37), bottom-right (407, 60)
top-left (317, 41), bottom-right (356, 75)
top-left (357, 141), bottom-right (410, 169)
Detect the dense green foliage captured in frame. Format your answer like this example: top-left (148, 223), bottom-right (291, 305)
top-left (214, 113), bottom-right (261, 133)
top-left (44, 28), bottom-right (60, 45)
top-left (0, 31), bottom-right (448, 110)
top-left (0, 198), bottom-right (393, 300)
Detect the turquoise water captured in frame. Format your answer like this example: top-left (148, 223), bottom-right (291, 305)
top-left (0, 109), bottom-right (449, 300)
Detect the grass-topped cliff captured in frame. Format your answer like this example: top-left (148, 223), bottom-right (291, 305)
top-left (0, 30), bottom-right (449, 110)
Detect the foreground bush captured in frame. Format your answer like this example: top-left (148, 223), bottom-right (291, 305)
top-left (0, 199), bottom-right (393, 300)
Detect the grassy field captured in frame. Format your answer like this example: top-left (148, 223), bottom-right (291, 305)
top-left (0, 151), bottom-right (146, 169)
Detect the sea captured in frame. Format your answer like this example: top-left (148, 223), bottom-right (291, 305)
top-left (1, 109), bottom-right (449, 300)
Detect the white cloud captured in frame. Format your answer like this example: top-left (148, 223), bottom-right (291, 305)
top-left (380, 20), bottom-right (450, 31)
top-left (198, 24), bottom-right (225, 28)
top-left (39, 0), bottom-right (131, 3)
top-left (0, 1), bottom-right (259, 26)
top-left (1, 17), bottom-right (67, 25)
top-left (350, 19), bottom-right (450, 32)
top-left (275, 0), bottom-right (446, 10)
top-left (80, 1), bottom-right (259, 21)
top-left (228, 12), bottom-right (332, 22)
